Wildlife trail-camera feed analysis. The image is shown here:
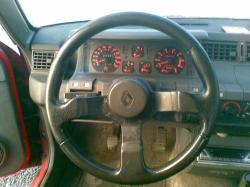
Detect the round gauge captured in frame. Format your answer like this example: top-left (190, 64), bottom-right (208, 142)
top-left (91, 45), bottom-right (121, 72)
top-left (154, 47), bottom-right (185, 74)
top-left (122, 61), bottom-right (135, 73)
top-left (139, 61), bottom-right (152, 74)
top-left (132, 44), bottom-right (144, 58)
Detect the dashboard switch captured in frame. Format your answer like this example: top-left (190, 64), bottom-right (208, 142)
top-left (82, 81), bottom-right (92, 90)
top-left (69, 79), bottom-right (94, 91)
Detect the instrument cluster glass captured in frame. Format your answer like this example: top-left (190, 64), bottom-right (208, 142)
top-left (154, 47), bottom-right (185, 74)
top-left (88, 41), bottom-right (192, 76)
top-left (91, 44), bottom-right (121, 72)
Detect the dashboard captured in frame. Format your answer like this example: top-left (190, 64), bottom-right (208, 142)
top-left (29, 17), bottom-right (250, 179)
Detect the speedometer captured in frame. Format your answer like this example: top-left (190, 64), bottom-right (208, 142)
top-left (91, 45), bottom-right (121, 72)
top-left (154, 47), bottom-right (185, 74)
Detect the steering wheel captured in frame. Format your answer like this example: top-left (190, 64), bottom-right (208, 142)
top-left (45, 12), bottom-right (219, 184)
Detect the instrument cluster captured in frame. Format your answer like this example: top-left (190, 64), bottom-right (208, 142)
top-left (88, 40), bottom-right (193, 76)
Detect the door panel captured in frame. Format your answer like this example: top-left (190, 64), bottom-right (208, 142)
top-left (0, 48), bottom-right (30, 176)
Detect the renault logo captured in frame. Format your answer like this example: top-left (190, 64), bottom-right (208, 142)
top-left (121, 91), bottom-right (134, 108)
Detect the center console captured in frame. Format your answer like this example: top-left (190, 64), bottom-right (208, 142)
top-left (192, 99), bottom-right (250, 178)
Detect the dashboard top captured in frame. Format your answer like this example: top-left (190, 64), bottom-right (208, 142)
top-left (32, 18), bottom-right (250, 49)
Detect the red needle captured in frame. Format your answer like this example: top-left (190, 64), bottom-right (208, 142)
top-left (96, 59), bottom-right (105, 64)
top-left (157, 61), bottom-right (169, 66)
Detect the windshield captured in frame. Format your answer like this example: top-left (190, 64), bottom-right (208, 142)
top-left (18, 0), bottom-right (250, 27)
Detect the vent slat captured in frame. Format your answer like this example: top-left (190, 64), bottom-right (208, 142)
top-left (32, 51), bottom-right (56, 70)
top-left (201, 40), bottom-right (237, 62)
top-left (246, 44), bottom-right (250, 62)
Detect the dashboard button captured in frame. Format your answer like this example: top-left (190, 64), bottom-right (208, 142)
top-left (69, 80), bottom-right (94, 91)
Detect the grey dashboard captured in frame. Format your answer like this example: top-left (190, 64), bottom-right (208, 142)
top-left (30, 18), bottom-right (250, 106)
top-left (28, 17), bottom-right (250, 179)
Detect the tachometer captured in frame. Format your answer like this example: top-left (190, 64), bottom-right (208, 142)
top-left (91, 45), bottom-right (121, 72)
top-left (154, 47), bottom-right (185, 74)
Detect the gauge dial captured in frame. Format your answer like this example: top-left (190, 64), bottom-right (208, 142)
top-left (154, 47), bottom-right (185, 74)
top-left (91, 45), bottom-right (121, 72)
top-left (132, 44), bottom-right (144, 58)
top-left (139, 61), bottom-right (152, 73)
top-left (122, 61), bottom-right (135, 73)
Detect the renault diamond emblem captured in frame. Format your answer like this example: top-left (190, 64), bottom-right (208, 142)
top-left (121, 91), bottom-right (134, 107)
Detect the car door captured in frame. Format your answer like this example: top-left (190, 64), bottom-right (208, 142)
top-left (0, 38), bottom-right (42, 181)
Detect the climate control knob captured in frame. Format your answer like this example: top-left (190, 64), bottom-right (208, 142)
top-left (221, 101), bottom-right (241, 117)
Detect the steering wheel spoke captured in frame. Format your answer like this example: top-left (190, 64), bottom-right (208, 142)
top-left (154, 91), bottom-right (199, 113)
top-left (52, 96), bottom-right (104, 126)
top-left (118, 121), bottom-right (149, 179)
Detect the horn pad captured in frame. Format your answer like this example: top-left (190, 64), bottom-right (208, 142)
top-left (107, 79), bottom-right (149, 118)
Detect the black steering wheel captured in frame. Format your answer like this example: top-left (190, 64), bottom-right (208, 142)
top-left (45, 12), bottom-right (219, 184)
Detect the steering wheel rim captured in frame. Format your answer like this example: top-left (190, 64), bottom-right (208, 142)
top-left (45, 12), bottom-right (219, 184)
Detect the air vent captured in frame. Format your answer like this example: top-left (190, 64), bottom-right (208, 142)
top-left (246, 44), bottom-right (250, 62)
top-left (201, 40), bottom-right (238, 61)
top-left (32, 51), bottom-right (56, 70)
